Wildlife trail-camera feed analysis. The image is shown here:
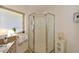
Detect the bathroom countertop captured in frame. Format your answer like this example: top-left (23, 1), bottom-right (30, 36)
top-left (0, 41), bottom-right (15, 53)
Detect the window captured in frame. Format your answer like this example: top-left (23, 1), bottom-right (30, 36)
top-left (0, 6), bottom-right (25, 35)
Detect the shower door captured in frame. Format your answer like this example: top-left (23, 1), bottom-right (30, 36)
top-left (34, 14), bottom-right (46, 52)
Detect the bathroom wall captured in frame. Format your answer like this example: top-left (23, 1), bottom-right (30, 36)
top-left (49, 6), bottom-right (79, 53)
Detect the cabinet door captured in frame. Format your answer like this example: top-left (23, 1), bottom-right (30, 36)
top-left (35, 15), bottom-right (46, 53)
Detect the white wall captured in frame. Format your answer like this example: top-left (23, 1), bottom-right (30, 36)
top-left (50, 6), bottom-right (79, 53)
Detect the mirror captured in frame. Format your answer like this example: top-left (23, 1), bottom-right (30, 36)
top-left (0, 6), bottom-right (25, 35)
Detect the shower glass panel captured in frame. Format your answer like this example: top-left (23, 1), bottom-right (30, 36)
top-left (46, 13), bottom-right (55, 52)
top-left (28, 15), bottom-right (34, 52)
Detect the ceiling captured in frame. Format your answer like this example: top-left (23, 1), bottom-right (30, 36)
top-left (4, 5), bottom-right (55, 12)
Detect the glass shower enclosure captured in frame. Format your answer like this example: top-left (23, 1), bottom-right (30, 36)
top-left (28, 13), bottom-right (55, 53)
